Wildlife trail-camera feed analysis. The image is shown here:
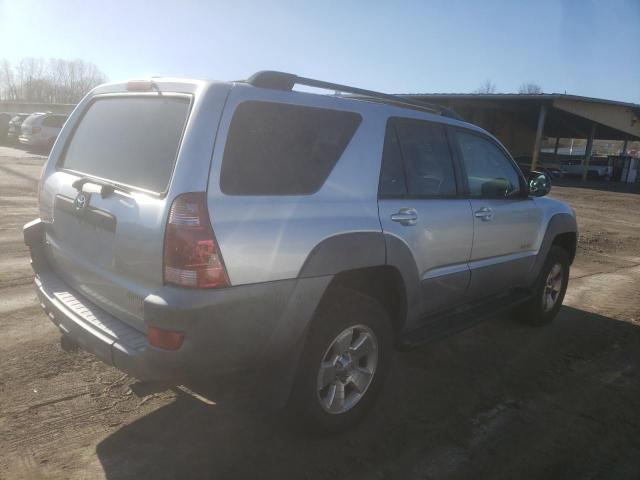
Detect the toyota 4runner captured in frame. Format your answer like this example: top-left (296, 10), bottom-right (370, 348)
top-left (24, 71), bottom-right (577, 432)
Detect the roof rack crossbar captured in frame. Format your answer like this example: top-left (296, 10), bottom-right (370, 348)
top-left (245, 70), bottom-right (462, 120)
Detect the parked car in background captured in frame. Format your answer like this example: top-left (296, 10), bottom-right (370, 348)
top-left (545, 166), bottom-right (565, 179)
top-left (19, 112), bottom-right (68, 150)
top-left (7, 114), bottom-right (30, 144)
top-left (562, 160), bottom-right (612, 180)
top-left (0, 112), bottom-right (17, 143)
top-left (516, 160), bottom-right (564, 180)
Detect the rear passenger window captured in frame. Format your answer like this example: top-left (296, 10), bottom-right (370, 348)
top-left (42, 116), bottom-right (57, 127)
top-left (221, 101), bottom-right (361, 195)
top-left (44, 116), bottom-right (66, 128)
top-left (52, 116), bottom-right (67, 128)
top-left (393, 118), bottom-right (457, 197)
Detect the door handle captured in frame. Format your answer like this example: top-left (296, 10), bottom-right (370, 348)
top-left (391, 208), bottom-right (418, 226)
top-left (474, 207), bottom-right (493, 221)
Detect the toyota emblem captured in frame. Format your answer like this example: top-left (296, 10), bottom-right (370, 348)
top-left (74, 192), bottom-right (90, 211)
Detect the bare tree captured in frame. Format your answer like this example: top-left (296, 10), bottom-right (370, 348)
top-left (0, 57), bottom-right (107, 103)
top-left (474, 79), bottom-right (497, 94)
top-left (0, 60), bottom-right (19, 100)
top-left (518, 82), bottom-right (543, 94)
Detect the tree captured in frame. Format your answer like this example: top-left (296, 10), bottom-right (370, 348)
top-left (518, 82), bottom-right (543, 94)
top-left (474, 79), bottom-right (497, 94)
top-left (0, 57), bottom-right (107, 103)
top-left (0, 59), bottom-right (18, 100)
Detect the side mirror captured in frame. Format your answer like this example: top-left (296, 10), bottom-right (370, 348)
top-left (528, 170), bottom-right (551, 197)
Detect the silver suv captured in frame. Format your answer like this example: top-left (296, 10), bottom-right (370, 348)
top-left (19, 112), bottom-right (68, 149)
top-left (24, 71), bottom-right (577, 432)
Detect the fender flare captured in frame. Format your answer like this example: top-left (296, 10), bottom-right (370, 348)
top-left (298, 231), bottom-right (421, 331)
top-left (527, 213), bottom-right (577, 285)
top-left (298, 231), bottom-right (386, 278)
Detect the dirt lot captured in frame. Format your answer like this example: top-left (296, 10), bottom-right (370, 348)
top-left (1, 145), bottom-right (639, 479)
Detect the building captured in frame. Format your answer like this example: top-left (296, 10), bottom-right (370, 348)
top-left (406, 92), bottom-right (640, 181)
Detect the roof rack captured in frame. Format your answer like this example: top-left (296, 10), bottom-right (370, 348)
top-left (245, 71), bottom-right (463, 121)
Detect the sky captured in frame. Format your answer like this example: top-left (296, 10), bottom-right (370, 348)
top-left (1, 0), bottom-right (639, 103)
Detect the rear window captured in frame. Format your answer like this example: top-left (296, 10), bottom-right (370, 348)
top-left (220, 101), bottom-right (361, 195)
top-left (43, 115), bottom-right (67, 128)
top-left (61, 96), bottom-right (190, 193)
top-left (23, 115), bottom-right (43, 126)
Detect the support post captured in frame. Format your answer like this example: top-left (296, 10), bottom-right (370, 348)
top-left (530, 104), bottom-right (547, 172)
top-left (622, 138), bottom-right (628, 155)
top-left (553, 137), bottom-right (560, 162)
top-left (582, 122), bottom-right (597, 180)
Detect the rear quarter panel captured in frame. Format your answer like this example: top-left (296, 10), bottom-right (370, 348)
top-left (207, 85), bottom-right (387, 285)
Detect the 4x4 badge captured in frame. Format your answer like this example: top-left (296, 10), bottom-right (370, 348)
top-left (74, 192), bottom-right (90, 211)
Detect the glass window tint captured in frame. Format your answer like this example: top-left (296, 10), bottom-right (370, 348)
top-left (42, 116), bottom-right (56, 127)
top-left (395, 119), bottom-right (456, 196)
top-left (221, 101), bottom-right (361, 195)
top-left (61, 97), bottom-right (190, 193)
top-left (456, 131), bottom-right (521, 198)
top-left (53, 115), bottom-right (67, 127)
top-left (44, 115), bottom-right (66, 128)
top-left (378, 122), bottom-right (407, 196)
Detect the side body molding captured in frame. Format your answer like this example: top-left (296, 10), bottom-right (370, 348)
top-left (526, 213), bottom-right (578, 285)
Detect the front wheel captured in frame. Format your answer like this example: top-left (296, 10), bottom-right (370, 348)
top-left (286, 288), bottom-right (393, 433)
top-left (517, 246), bottom-right (570, 326)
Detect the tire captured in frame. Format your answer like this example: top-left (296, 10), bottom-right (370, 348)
top-left (286, 287), bottom-right (393, 433)
top-left (517, 245), bottom-right (570, 326)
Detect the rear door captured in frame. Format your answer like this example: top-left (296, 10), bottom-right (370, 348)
top-left (43, 94), bottom-right (193, 330)
top-left (452, 129), bottom-right (544, 298)
top-left (378, 117), bottom-right (473, 321)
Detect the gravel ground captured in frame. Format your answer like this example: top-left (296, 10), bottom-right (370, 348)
top-left (1, 145), bottom-right (639, 479)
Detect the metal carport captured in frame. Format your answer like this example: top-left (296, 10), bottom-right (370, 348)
top-left (406, 93), bottom-right (640, 180)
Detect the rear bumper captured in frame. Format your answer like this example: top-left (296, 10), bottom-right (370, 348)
top-left (24, 219), bottom-right (331, 383)
top-left (34, 270), bottom-right (176, 381)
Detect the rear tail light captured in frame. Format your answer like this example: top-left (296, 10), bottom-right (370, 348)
top-left (163, 192), bottom-right (229, 288)
top-left (32, 126), bottom-right (41, 134)
top-left (37, 163), bottom-right (52, 223)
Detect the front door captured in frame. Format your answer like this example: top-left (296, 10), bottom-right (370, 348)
top-left (378, 117), bottom-right (473, 327)
top-left (452, 129), bottom-right (544, 299)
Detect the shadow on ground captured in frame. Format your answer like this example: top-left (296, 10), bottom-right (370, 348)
top-left (97, 307), bottom-right (640, 479)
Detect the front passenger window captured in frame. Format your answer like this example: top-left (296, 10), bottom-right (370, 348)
top-left (456, 131), bottom-right (521, 198)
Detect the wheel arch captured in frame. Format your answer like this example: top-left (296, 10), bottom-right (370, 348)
top-left (320, 265), bottom-right (408, 336)
top-left (527, 213), bottom-right (578, 285)
top-left (552, 231), bottom-right (577, 263)
top-left (298, 231), bottom-right (418, 336)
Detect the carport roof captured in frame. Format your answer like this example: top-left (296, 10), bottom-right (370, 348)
top-left (403, 93), bottom-right (640, 141)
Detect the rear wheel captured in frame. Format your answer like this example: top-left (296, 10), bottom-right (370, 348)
top-left (287, 288), bottom-right (393, 433)
top-left (517, 246), bottom-right (570, 326)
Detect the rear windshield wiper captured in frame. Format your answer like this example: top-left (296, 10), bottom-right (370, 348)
top-left (72, 177), bottom-right (132, 198)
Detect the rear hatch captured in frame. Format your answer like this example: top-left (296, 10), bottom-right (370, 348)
top-left (42, 91), bottom-right (194, 331)
top-left (21, 114), bottom-right (42, 136)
